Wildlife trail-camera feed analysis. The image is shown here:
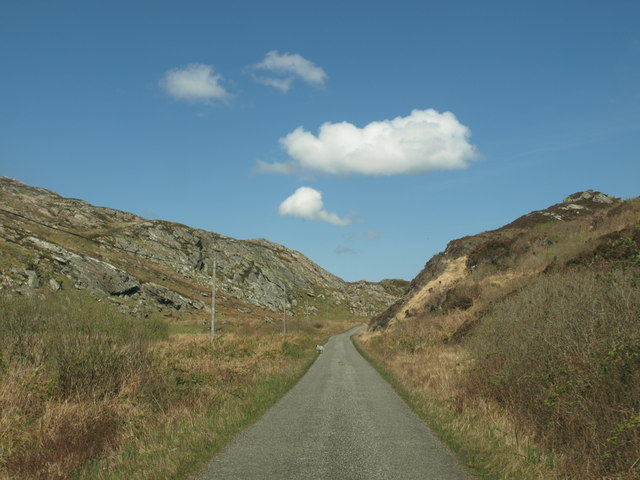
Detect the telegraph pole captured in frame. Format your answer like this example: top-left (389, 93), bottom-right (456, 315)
top-left (325, 294), bottom-right (328, 323)
top-left (211, 253), bottom-right (217, 344)
top-left (282, 286), bottom-right (288, 334)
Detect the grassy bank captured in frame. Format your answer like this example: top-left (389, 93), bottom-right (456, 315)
top-left (357, 200), bottom-right (640, 480)
top-left (354, 329), bottom-right (554, 480)
top-left (0, 289), bottom-right (359, 479)
top-left (356, 264), bottom-right (640, 480)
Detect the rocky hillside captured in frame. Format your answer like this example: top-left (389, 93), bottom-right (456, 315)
top-left (0, 177), bottom-right (407, 321)
top-left (370, 190), bottom-right (629, 330)
top-left (361, 191), bottom-right (640, 479)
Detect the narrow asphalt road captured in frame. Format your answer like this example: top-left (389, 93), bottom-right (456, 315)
top-left (193, 326), bottom-right (473, 480)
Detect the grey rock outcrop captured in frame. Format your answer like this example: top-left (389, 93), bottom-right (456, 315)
top-left (141, 282), bottom-right (205, 310)
top-left (505, 190), bottom-right (621, 229)
top-left (48, 278), bottom-right (61, 291)
top-left (0, 177), bottom-right (407, 318)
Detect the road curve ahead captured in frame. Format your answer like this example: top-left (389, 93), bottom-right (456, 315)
top-left (193, 326), bottom-right (473, 480)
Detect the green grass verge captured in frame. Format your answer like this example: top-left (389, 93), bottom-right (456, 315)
top-left (352, 337), bottom-right (544, 480)
top-left (76, 325), bottom-right (361, 480)
top-left (79, 351), bottom-right (318, 480)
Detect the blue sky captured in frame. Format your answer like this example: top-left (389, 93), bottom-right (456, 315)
top-left (1, 1), bottom-right (639, 282)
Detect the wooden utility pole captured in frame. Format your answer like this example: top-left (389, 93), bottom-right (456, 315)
top-left (211, 254), bottom-right (217, 344)
top-left (325, 294), bottom-right (328, 323)
top-left (282, 289), bottom-right (287, 334)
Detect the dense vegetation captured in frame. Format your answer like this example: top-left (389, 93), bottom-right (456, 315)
top-left (357, 199), bottom-right (640, 479)
top-left (468, 268), bottom-right (639, 478)
top-left (0, 288), bottom-right (358, 479)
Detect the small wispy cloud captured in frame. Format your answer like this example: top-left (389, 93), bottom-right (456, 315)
top-left (254, 160), bottom-right (296, 175)
top-left (250, 50), bottom-right (327, 92)
top-left (160, 63), bottom-right (230, 103)
top-left (344, 230), bottom-right (380, 242)
top-left (335, 245), bottom-right (356, 255)
top-left (258, 109), bottom-right (478, 175)
top-left (364, 230), bottom-right (380, 240)
top-left (344, 232), bottom-right (358, 243)
top-left (278, 186), bottom-right (351, 226)
top-left (252, 75), bottom-right (294, 93)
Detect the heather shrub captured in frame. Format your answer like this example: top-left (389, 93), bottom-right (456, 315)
top-left (466, 268), bottom-right (640, 478)
top-left (0, 291), bottom-right (167, 399)
top-left (6, 402), bottom-right (119, 480)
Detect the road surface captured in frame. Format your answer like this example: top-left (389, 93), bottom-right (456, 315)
top-left (193, 326), bottom-right (473, 480)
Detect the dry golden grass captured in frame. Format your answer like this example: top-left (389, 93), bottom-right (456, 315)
top-left (396, 256), bottom-right (469, 322)
top-left (356, 321), bottom-right (558, 480)
top-left (0, 290), bottom-right (360, 480)
top-left (358, 198), bottom-right (640, 479)
top-left (467, 269), bottom-right (640, 479)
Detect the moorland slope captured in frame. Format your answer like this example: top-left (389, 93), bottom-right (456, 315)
top-left (359, 190), bottom-right (640, 479)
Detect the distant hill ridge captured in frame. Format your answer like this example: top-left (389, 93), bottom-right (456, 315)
top-left (0, 177), bottom-right (407, 320)
top-left (370, 189), bottom-right (630, 330)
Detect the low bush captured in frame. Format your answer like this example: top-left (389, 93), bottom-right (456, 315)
top-left (6, 402), bottom-right (119, 480)
top-left (466, 268), bottom-right (640, 478)
top-left (1, 289), bottom-right (358, 479)
top-left (0, 291), bottom-right (168, 478)
top-left (0, 291), bottom-right (167, 400)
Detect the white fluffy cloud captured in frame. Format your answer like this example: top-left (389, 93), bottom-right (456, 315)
top-left (160, 64), bottom-right (230, 102)
top-left (278, 187), bottom-right (351, 226)
top-left (251, 51), bottom-right (327, 92)
top-left (258, 109), bottom-right (478, 175)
